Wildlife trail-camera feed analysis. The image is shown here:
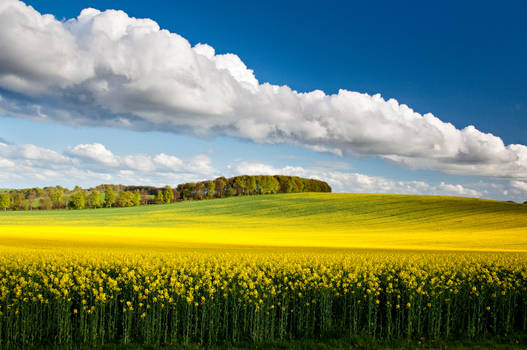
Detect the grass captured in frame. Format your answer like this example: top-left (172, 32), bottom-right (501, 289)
top-left (0, 193), bottom-right (526, 251)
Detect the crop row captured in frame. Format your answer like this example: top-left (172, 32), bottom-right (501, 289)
top-left (0, 249), bottom-right (526, 347)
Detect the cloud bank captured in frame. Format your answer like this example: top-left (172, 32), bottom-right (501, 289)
top-left (0, 141), bottom-right (217, 188)
top-left (0, 0), bottom-right (527, 179)
top-left (234, 162), bottom-right (484, 198)
top-left (1, 140), bottom-right (526, 201)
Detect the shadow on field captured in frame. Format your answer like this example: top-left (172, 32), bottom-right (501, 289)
top-left (22, 334), bottom-right (527, 350)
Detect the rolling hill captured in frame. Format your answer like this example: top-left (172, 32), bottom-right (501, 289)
top-left (1, 193), bottom-right (526, 251)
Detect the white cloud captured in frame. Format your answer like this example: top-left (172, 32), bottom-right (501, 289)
top-left (510, 181), bottom-right (527, 194)
top-left (0, 1), bottom-right (526, 179)
top-left (153, 153), bottom-right (184, 170)
top-left (234, 161), bottom-right (483, 198)
top-left (121, 154), bottom-right (156, 172)
top-left (0, 141), bottom-right (217, 188)
top-left (187, 154), bottom-right (215, 175)
top-left (0, 157), bottom-right (15, 168)
top-left (66, 143), bottom-right (119, 166)
top-left (438, 182), bottom-right (482, 197)
top-left (0, 139), bottom-right (522, 201)
top-left (0, 142), bottom-right (69, 165)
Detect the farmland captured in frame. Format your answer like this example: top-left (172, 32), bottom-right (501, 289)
top-left (0, 193), bottom-right (527, 348)
top-left (1, 193), bottom-right (527, 251)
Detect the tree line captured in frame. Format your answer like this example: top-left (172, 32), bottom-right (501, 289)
top-left (0, 175), bottom-right (331, 211)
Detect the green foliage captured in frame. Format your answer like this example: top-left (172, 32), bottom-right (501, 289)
top-left (88, 190), bottom-right (101, 208)
top-left (163, 185), bottom-right (174, 203)
top-left (193, 182), bottom-right (205, 200)
top-left (155, 190), bottom-right (165, 204)
top-left (133, 190), bottom-right (141, 206)
top-left (9, 192), bottom-right (24, 210)
top-left (104, 187), bottom-right (116, 208)
top-left (0, 176), bottom-right (331, 211)
top-left (206, 180), bottom-right (215, 199)
top-left (39, 196), bottom-right (52, 210)
top-left (0, 193), bottom-right (10, 211)
top-left (214, 177), bottom-right (227, 198)
top-left (50, 187), bottom-right (64, 209)
top-left (177, 175), bottom-right (330, 200)
top-left (68, 192), bottom-right (85, 210)
top-left (118, 190), bottom-right (140, 207)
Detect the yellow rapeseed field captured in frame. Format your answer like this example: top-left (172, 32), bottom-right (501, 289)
top-left (0, 193), bottom-right (527, 346)
top-left (1, 193), bottom-right (527, 251)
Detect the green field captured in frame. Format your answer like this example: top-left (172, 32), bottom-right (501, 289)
top-left (1, 193), bottom-right (526, 251)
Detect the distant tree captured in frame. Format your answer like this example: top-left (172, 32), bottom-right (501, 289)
top-left (181, 183), bottom-right (196, 200)
top-left (214, 177), bottom-right (227, 198)
top-left (260, 176), bottom-right (280, 194)
top-left (193, 183), bottom-right (205, 200)
top-left (34, 187), bottom-right (44, 197)
top-left (10, 192), bottom-right (24, 210)
top-left (73, 185), bottom-right (82, 192)
top-left (0, 193), bottom-right (10, 211)
top-left (233, 177), bottom-right (246, 196)
top-left (172, 188), bottom-right (180, 202)
top-left (140, 189), bottom-right (150, 205)
top-left (155, 190), bottom-right (165, 204)
top-left (132, 190), bottom-right (141, 206)
top-left (104, 187), bottom-right (116, 208)
top-left (248, 176), bottom-right (257, 195)
top-left (291, 177), bottom-right (302, 192)
top-left (206, 181), bottom-right (216, 199)
top-left (88, 190), bottom-right (101, 208)
top-left (27, 192), bottom-right (36, 210)
top-left (68, 192), bottom-right (85, 210)
top-left (50, 188), bottom-right (64, 209)
top-left (39, 196), bottom-right (52, 210)
top-left (163, 185), bottom-right (174, 203)
top-left (118, 191), bottom-right (135, 207)
top-left (275, 175), bottom-right (292, 193)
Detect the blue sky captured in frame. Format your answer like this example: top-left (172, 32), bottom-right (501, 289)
top-left (0, 0), bottom-right (526, 201)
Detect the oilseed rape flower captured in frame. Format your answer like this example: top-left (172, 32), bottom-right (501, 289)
top-left (0, 248), bottom-right (525, 347)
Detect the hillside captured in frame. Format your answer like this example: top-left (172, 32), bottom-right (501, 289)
top-left (0, 175), bottom-right (330, 210)
top-left (1, 193), bottom-right (527, 251)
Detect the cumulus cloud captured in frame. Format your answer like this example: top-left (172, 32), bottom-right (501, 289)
top-left (66, 143), bottom-right (119, 166)
top-left (0, 138), bottom-right (522, 200)
top-left (0, 0), bottom-right (527, 178)
top-left (0, 141), bottom-right (217, 188)
top-left (0, 142), bottom-right (69, 166)
top-left (510, 181), bottom-right (527, 194)
top-left (437, 182), bottom-right (482, 197)
top-left (234, 161), bottom-right (484, 198)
